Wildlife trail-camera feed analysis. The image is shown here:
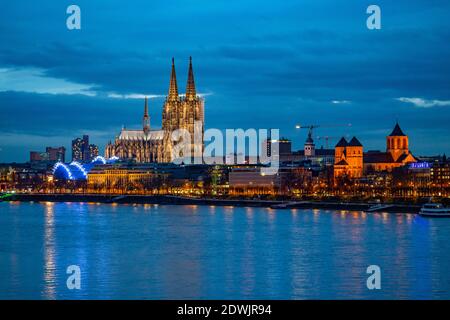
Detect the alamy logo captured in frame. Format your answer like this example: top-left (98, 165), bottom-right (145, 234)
top-left (366, 5), bottom-right (381, 30)
top-left (366, 265), bottom-right (381, 290)
top-left (66, 265), bottom-right (81, 290)
top-left (171, 121), bottom-right (280, 175)
top-left (66, 5), bottom-right (81, 30)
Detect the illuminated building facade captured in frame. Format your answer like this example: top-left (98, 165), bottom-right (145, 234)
top-left (334, 136), bottom-right (364, 179)
top-left (72, 135), bottom-right (87, 162)
top-left (264, 136), bottom-right (335, 167)
top-left (334, 123), bottom-right (417, 180)
top-left (52, 156), bottom-right (118, 181)
top-left (88, 144), bottom-right (99, 161)
top-left (364, 123), bottom-right (416, 172)
top-left (228, 165), bottom-right (313, 195)
top-left (0, 163), bottom-right (49, 192)
top-left (30, 147), bottom-right (65, 163)
top-left (87, 164), bottom-right (161, 193)
top-left (105, 57), bottom-right (204, 163)
top-left (431, 160), bottom-right (450, 188)
top-left (71, 135), bottom-right (99, 162)
top-left (262, 138), bottom-right (292, 160)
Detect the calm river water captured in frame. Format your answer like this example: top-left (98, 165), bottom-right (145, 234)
top-left (1, 201), bottom-right (449, 299)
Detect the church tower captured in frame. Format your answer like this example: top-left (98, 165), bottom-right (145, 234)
top-left (346, 137), bottom-right (363, 178)
top-left (387, 122), bottom-right (409, 162)
top-left (334, 137), bottom-right (348, 162)
top-left (184, 56), bottom-right (204, 162)
top-left (333, 136), bottom-right (363, 179)
top-left (143, 96), bottom-right (150, 134)
top-left (304, 129), bottom-right (315, 157)
top-left (162, 57), bottom-right (204, 163)
top-left (186, 56), bottom-right (196, 101)
top-left (162, 58), bottom-right (181, 134)
top-left (334, 137), bottom-right (348, 180)
top-left (168, 58), bottom-right (179, 101)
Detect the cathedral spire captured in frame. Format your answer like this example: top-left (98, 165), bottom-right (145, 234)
top-left (168, 57), bottom-right (178, 101)
top-left (186, 56), bottom-right (196, 101)
top-left (143, 96), bottom-right (150, 133)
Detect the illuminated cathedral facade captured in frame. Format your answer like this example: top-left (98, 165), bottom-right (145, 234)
top-left (105, 57), bottom-right (204, 163)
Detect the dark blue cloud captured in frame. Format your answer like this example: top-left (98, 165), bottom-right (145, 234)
top-left (0, 0), bottom-right (449, 162)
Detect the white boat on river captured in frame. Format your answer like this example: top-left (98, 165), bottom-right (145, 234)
top-left (419, 203), bottom-right (450, 217)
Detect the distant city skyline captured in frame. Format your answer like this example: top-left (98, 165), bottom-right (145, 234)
top-left (1, 0), bottom-right (450, 162)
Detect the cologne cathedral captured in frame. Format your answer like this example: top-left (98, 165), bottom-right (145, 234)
top-left (105, 57), bottom-right (205, 163)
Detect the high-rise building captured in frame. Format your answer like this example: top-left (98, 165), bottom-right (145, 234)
top-left (30, 151), bottom-right (49, 162)
top-left (72, 135), bottom-right (97, 162)
top-left (46, 147), bottom-right (66, 162)
top-left (89, 144), bottom-right (99, 160)
top-left (431, 160), bottom-right (450, 187)
top-left (72, 137), bottom-right (84, 162)
top-left (262, 137), bottom-right (291, 158)
top-left (81, 135), bottom-right (90, 162)
top-left (30, 147), bottom-right (65, 163)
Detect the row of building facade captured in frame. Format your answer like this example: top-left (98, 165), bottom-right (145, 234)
top-left (2, 157), bottom-right (449, 199)
top-left (2, 58), bottom-right (448, 200)
top-left (29, 135), bottom-right (99, 167)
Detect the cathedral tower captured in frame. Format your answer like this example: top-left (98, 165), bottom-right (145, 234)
top-left (168, 58), bottom-right (179, 101)
top-left (162, 57), bottom-right (204, 162)
top-left (186, 56), bottom-right (196, 101)
top-left (143, 96), bottom-right (150, 134)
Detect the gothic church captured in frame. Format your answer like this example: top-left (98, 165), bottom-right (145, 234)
top-left (105, 57), bottom-right (204, 163)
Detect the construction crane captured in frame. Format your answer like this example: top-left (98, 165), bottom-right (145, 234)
top-left (295, 123), bottom-right (352, 140)
top-left (295, 123), bottom-right (352, 150)
top-left (295, 124), bottom-right (319, 136)
top-left (316, 136), bottom-right (339, 149)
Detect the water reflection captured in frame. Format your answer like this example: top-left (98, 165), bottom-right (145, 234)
top-left (43, 202), bottom-right (56, 299)
top-left (1, 203), bottom-right (450, 299)
top-left (245, 207), bottom-right (254, 218)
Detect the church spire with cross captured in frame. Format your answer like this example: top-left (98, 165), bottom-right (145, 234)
top-left (143, 96), bottom-right (150, 133)
top-left (186, 56), bottom-right (196, 101)
top-left (168, 57), bottom-right (178, 101)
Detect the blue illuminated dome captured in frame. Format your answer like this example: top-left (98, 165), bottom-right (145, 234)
top-left (52, 156), bottom-right (119, 180)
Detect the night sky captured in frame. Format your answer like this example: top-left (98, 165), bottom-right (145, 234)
top-left (1, 0), bottom-right (449, 162)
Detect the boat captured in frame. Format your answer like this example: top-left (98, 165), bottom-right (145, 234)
top-left (270, 203), bottom-right (288, 209)
top-left (106, 195), bottom-right (127, 203)
top-left (0, 192), bottom-right (14, 202)
top-left (365, 203), bottom-right (394, 212)
top-left (419, 203), bottom-right (450, 217)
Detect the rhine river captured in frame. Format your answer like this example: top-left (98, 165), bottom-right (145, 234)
top-left (1, 201), bottom-right (450, 299)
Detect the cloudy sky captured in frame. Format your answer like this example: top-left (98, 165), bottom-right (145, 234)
top-left (0, 0), bottom-right (449, 162)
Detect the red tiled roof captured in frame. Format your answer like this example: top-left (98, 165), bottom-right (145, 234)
top-left (364, 152), bottom-right (394, 163)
